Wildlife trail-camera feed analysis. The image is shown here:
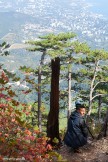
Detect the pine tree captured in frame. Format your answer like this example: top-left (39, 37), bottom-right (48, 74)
top-left (27, 32), bottom-right (76, 139)
top-left (0, 42), bottom-right (10, 56)
top-left (74, 49), bottom-right (108, 115)
top-left (60, 41), bottom-right (90, 121)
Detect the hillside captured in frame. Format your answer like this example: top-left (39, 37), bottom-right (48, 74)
top-left (1, 0), bottom-right (108, 73)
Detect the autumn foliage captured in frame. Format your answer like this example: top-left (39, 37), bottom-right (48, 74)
top-left (0, 69), bottom-right (52, 161)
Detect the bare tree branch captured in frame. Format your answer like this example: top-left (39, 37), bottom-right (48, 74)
top-left (92, 94), bottom-right (108, 100)
top-left (93, 81), bottom-right (108, 91)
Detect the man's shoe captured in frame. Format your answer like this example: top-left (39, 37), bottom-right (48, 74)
top-left (74, 148), bottom-right (82, 153)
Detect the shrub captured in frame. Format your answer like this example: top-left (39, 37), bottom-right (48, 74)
top-left (0, 69), bottom-right (52, 161)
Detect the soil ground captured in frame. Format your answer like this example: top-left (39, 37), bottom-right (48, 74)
top-left (58, 137), bottom-right (108, 162)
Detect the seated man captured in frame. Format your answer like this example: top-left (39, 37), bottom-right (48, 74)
top-left (64, 101), bottom-right (88, 153)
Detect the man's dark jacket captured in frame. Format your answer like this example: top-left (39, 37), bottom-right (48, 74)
top-left (64, 111), bottom-right (88, 149)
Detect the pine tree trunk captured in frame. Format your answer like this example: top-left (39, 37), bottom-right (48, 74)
top-left (88, 100), bottom-right (92, 115)
top-left (38, 51), bottom-right (46, 132)
top-left (47, 57), bottom-right (60, 141)
top-left (88, 61), bottom-right (99, 116)
top-left (98, 110), bottom-right (108, 139)
top-left (38, 65), bottom-right (42, 131)
top-left (88, 84), bottom-right (93, 115)
top-left (98, 96), bottom-right (102, 120)
top-left (67, 64), bottom-right (72, 120)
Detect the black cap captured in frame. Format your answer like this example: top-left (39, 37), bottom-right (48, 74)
top-left (76, 103), bottom-right (86, 110)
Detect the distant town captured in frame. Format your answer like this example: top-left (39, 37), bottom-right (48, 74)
top-left (0, 0), bottom-right (108, 70)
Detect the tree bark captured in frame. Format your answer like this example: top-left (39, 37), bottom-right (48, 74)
top-left (47, 57), bottom-right (60, 141)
